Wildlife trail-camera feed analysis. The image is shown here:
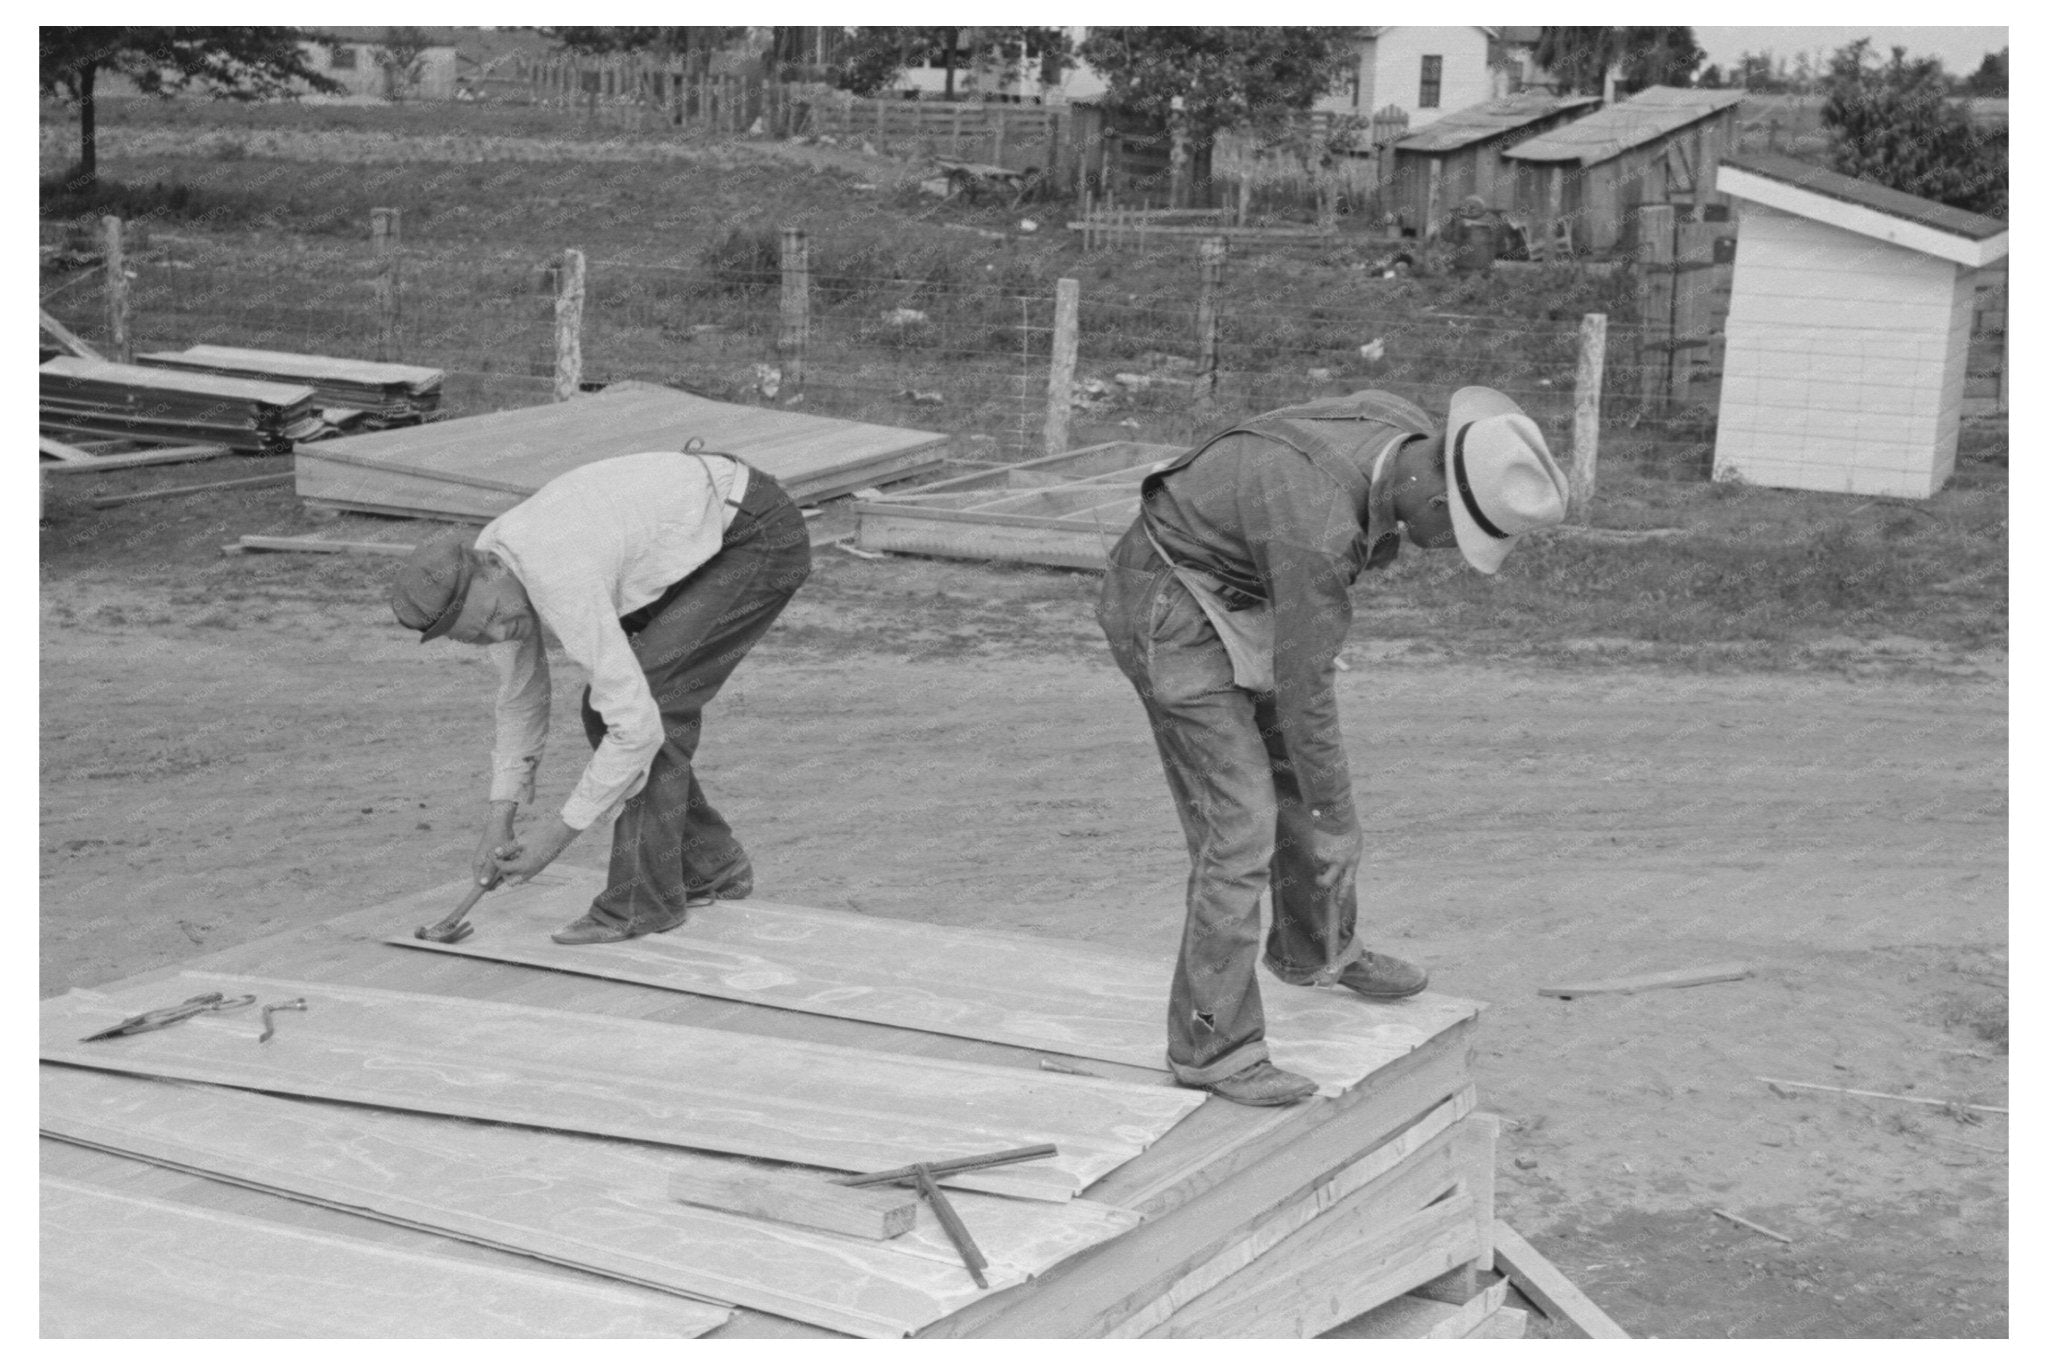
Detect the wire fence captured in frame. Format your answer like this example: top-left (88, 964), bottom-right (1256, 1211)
top-left (41, 221), bottom-right (1856, 479)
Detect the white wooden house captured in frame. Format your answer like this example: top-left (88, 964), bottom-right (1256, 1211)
top-left (1316, 27), bottom-right (1496, 130)
top-left (1710, 155), bottom-right (2008, 500)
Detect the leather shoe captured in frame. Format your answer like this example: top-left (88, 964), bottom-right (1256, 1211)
top-left (1336, 951), bottom-right (1430, 1000)
top-left (550, 913), bottom-right (634, 945)
top-left (1185, 1060), bottom-right (1319, 1107)
top-left (549, 911), bottom-right (684, 946)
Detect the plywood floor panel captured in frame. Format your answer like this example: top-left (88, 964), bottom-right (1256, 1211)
top-left (43, 1068), bottom-right (1140, 1338)
top-left (390, 869), bottom-right (1482, 1095)
top-left (293, 387), bottom-right (947, 517)
top-left (42, 972), bottom-right (1203, 1202)
top-left (41, 1176), bottom-right (734, 1339)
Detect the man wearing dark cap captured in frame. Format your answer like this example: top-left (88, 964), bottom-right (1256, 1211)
top-left (390, 448), bottom-right (810, 944)
top-left (1097, 387), bottom-right (1569, 1106)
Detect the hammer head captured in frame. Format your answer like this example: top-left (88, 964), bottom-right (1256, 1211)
top-left (414, 921), bottom-right (475, 944)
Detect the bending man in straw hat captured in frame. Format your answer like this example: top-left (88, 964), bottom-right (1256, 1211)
top-left (1097, 388), bottom-right (1568, 1106)
top-left (389, 449), bottom-right (811, 944)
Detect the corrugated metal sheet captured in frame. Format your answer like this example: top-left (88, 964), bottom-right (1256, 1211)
top-left (1503, 86), bottom-right (1745, 165)
top-left (1394, 94), bottom-right (1600, 154)
top-left (1722, 153), bottom-right (2006, 241)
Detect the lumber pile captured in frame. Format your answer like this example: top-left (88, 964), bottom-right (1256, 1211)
top-left (40, 357), bottom-right (322, 454)
top-left (293, 383), bottom-right (951, 519)
top-left (38, 867), bottom-right (1527, 1338)
top-left (135, 345), bottom-right (444, 427)
top-left (854, 440), bottom-right (1177, 568)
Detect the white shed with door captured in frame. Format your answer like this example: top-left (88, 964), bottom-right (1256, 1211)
top-left (1711, 155), bottom-right (2008, 499)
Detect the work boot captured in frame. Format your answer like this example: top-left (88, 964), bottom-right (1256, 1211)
top-left (1184, 1060), bottom-right (1319, 1107)
top-left (1336, 951), bottom-right (1430, 1000)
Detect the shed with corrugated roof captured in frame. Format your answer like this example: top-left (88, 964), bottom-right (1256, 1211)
top-left (1501, 86), bottom-right (1745, 251)
top-left (1386, 93), bottom-right (1601, 237)
top-left (1709, 154), bottom-right (2007, 499)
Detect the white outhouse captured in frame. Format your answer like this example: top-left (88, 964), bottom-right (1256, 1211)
top-left (1710, 154), bottom-right (2007, 499)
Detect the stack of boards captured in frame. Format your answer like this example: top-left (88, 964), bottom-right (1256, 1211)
top-left (292, 382), bottom-right (954, 521)
top-left (40, 356), bottom-right (323, 454)
top-left (135, 346), bottom-right (445, 427)
top-left (39, 866), bottom-right (1521, 1339)
top-left (854, 439), bottom-right (1178, 569)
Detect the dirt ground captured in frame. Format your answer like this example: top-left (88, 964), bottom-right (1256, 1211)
top-left (40, 484), bottom-right (2006, 1339)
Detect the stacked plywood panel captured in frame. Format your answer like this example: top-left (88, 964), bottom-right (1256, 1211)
top-left (39, 866), bottom-right (1515, 1338)
top-left (294, 384), bottom-right (952, 520)
top-left (855, 440), bottom-right (1178, 569)
top-left (40, 357), bottom-right (323, 454)
top-left (135, 346), bottom-right (444, 426)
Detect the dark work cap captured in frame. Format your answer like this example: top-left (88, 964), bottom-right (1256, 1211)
top-left (388, 526), bottom-right (481, 642)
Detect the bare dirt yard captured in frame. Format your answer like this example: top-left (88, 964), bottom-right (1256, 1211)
top-left (41, 484), bottom-right (2006, 1339)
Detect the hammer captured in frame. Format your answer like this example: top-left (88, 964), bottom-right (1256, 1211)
top-left (415, 873), bottom-right (500, 944)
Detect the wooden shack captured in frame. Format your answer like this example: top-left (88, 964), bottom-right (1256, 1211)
top-left (1709, 154), bottom-right (2008, 500)
top-left (1387, 94), bottom-right (1600, 238)
top-left (1501, 86), bottom-right (1745, 252)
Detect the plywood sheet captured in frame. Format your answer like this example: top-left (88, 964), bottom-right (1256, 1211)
top-left (389, 869), bottom-right (1481, 1095)
top-left (854, 439), bottom-right (1181, 567)
top-left (41, 973), bottom-right (1202, 1203)
top-left (294, 386), bottom-right (949, 515)
top-left (40, 1175), bottom-right (734, 1339)
top-left (41, 1067), bottom-right (1141, 1338)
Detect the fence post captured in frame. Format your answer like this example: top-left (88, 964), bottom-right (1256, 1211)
top-left (1634, 203), bottom-right (1675, 412)
top-left (1044, 277), bottom-right (1080, 456)
top-left (371, 207), bottom-right (401, 362)
top-left (778, 226), bottom-right (810, 398)
top-left (1571, 312), bottom-right (1607, 523)
top-left (101, 215), bottom-right (131, 364)
top-left (553, 248), bottom-right (586, 402)
top-left (1195, 236), bottom-right (1227, 410)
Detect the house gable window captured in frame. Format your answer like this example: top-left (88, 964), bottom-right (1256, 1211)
top-left (330, 46), bottom-right (358, 70)
top-left (1419, 54), bottom-right (1442, 108)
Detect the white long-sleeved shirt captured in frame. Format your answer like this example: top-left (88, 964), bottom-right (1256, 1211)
top-left (476, 451), bottom-right (750, 829)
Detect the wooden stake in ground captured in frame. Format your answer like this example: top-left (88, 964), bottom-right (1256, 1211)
top-left (1044, 278), bottom-right (1080, 457)
top-left (1570, 312), bottom-right (1606, 524)
top-left (1194, 236), bottom-right (1227, 412)
top-left (102, 216), bottom-right (132, 364)
top-left (552, 248), bottom-right (586, 402)
top-left (778, 227), bottom-right (810, 398)
top-left (371, 208), bottom-right (402, 363)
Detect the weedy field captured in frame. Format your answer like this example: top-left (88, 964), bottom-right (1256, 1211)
top-left (41, 95), bottom-right (2007, 668)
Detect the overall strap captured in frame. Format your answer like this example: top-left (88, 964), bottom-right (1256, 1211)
top-left (1139, 390), bottom-right (1437, 509)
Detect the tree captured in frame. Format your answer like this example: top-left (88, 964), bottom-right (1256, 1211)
top-left (545, 26), bottom-right (746, 70)
top-left (1534, 27), bottom-right (1702, 96)
top-left (1079, 27), bottom-right (1361, 202)
top-left (826, 26), bottom-right (1071, 99)
top-left (40, 27), bottom-right (339, 187)
top-left (374, 27), bottom-right (431, 102)
top-left (1699, 63), bottom-right (1725, 89)
top-left (1821, 39), bottom-right (2005, 217)
top-left (1962, 47), bottom-right (2008, 97)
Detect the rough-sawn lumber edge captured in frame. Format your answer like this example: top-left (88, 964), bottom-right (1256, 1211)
top-left (1489, 1219), bottom-right (1629, 1338)
top-left (667, 1168), bottom-right (918, 1241)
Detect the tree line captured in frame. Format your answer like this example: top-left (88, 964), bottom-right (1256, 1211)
top-left (40, 26), bottom-right (2007, 219)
